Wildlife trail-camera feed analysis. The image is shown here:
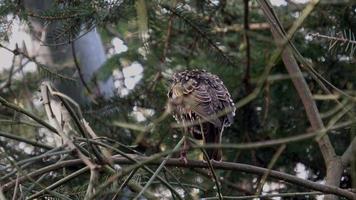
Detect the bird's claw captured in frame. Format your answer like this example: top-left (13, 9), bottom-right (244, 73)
top-left (179, 152), bottom-right (188, 165)
top-left (202, 159), bottom-right (222, 164)
top-left (180, 156), bottom-right (188, 165)
top-left (211, 159), bottom-right (222, 163)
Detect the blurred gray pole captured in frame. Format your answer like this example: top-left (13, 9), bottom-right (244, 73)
top-left (74, 29), bottom-right (114, 99)
top-left (24, 0), bottom-right (115, 104)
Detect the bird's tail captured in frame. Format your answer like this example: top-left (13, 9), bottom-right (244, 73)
top-left (203, 123), bottom-right (222, 161)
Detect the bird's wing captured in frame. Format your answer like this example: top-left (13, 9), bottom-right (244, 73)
top-left (189, 83), bottom-right (222, 127)
top-left (213, 82), bottom-right (235, 126)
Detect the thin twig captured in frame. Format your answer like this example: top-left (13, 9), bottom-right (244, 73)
top-left (243, 0), bottom-right (251, 92)
top-left (0, 96), bottom-right (58, 134)
top-left (71, 42), bottom-right (93, 95)
top-left (3, 155), bottom-right (355, 199)
top-left (132, 137), bottom-right (184, 200)
top-left (203, 191), bottom-right (326, 200)
top-left (160, 4), bottom-right (235, 67)
top-left (11, 175), bottom-right (19, 200)
top-left (84, 168), bottom-right (99, 200)
top-left (0, 131), bottom-right (53, 150)
top-left (27, 167), bottom-right (89, 200)
top-left (310, 32), bottom-right (356, 44)
top-left (0, 143), bottom-right (71, 200)
top-left (79, 139), bottom-right (183, 200)
top-left (255, 144), bottom-right (286, 194)
top-left (0, 43), bottom-right (75, 81)
top-left (112, 168), bottom-right (139, 200)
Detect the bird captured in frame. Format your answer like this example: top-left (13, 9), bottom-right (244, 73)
top-left (168, 69), bottom-right (235, 162)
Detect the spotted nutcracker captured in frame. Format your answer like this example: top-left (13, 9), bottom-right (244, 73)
top-left (168, 69), bottom-right (235, 161)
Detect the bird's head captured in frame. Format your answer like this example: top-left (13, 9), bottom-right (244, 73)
top-left (168, 74), bottom-right (199, 113)
top-left (168, 80), bottom-right (196, 97)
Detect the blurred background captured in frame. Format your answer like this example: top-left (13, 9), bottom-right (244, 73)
top-left (0, 0), bottom-right (355, 199)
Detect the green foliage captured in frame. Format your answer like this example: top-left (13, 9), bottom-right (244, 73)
top-left (0, 0), bottom-right (355, 199)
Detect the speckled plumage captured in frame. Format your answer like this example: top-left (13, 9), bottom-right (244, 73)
top-left (168, 69), bottom-right (235, 161)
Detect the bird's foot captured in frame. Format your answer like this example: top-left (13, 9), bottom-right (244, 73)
top-left (202, 159), bottom-right (222, 177)
top-left (202, 158), bottom-right (222, 164)
top-left (179, 152), bottom-right (188, 165)
top-left (180, 156), bottom-right (188, 165)
top-left (211, 158), bottom-right (222, 163)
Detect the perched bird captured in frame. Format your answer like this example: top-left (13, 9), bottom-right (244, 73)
top-left (168, 69), bottom-right (235, 161)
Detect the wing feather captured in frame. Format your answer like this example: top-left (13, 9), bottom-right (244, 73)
top-left (190, 84), bottom-right (222, 127)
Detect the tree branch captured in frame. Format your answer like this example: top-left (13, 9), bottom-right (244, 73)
top-left (257, 1), bottom-right (344, 199)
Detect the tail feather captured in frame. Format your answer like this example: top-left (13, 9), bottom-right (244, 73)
top-left (203, 123), bottom-right (222, 161)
